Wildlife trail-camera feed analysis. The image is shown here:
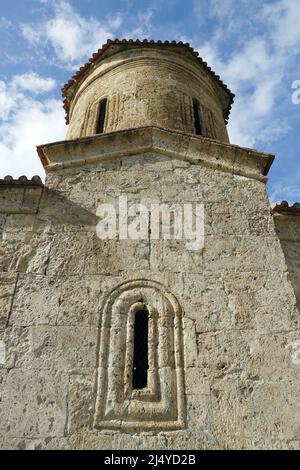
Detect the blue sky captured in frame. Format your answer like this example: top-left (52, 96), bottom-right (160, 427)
top-left (0, 0), bottom-right (299, 203)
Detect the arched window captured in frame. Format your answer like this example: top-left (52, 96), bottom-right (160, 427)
top-left (94, 280), bottom-right (185, 430)
top-left (96, 98), bottom-right (107, 134)
top-left (132, 309), bottom-right (149, 389)
top-left (192, 99), bottom-right (202, 135)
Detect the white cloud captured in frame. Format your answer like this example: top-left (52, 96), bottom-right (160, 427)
top-left (257, 122), bottom-right (291, 144)
top-left (0, 74), bottom-right (66, 179)
top-left (21, 23), bottom-right (41, 45)
top-left (0, 73), bottom-right (56, 122)
top-left (209, 0), bottom-right (235, 17)
top-left (107, 12), bottom-right (123, 30)
top-left (12, 73), bottom-right (56, 94)
top-left (21, 0), bottom-right (156, 64)
top-left (0, 82), bottom-right (16, 121)
top-left (263, 0), bottom-right (300, 49)
top-left (0, 17), bottom-right (13, 29)
top-left (196, 0), bottom-right (300, 149)
top-left (198, 40), bottom-right (285, 147)
top-left (123, 8), bottom-right (154, 39)
top-left (21, 0), bottom-right (123, 65)
top-left (269, 183), bottom-right (300, 205)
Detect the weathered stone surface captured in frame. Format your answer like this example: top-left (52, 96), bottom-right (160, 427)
top-left (0, 340), bottom-right (6, 366)
top-left (67, 374), bottom-right (95, 434)
top-left (0, 274), bottom-right (18, 329)
top-left (274, 214), bottom-right (300, 310)
top-left (0, 186), bottom-right (42, 214)
top-left (0, 215), bottom-right (6, 237)
top-left (0, 438), bottom-right (26, 450)
top-left (0, 40), bottom-right (299, 450)
top-left (0, 369), bottom-right (68, 438)
top-left (4, 325), bottom-right (97, 371)
top-left (0, 233), bottom-right (52, 274)
top-left (0, 369), bottom-right (8, 400)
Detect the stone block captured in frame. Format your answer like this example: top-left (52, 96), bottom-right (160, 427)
top-left (11, 274), bottom-right (105, 327)
top-left (67, 374), bottom-right (95, 434)
top-left (0, 369), bottom-right (68, 438)
top-left (5, 325), bottom-right (97, 371)
top-left (0, 274), bottom-right (18, 328)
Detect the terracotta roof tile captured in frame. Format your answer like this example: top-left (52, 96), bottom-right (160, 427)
top-left (61, 38), bottom-right (235, 125)
top-left (0, 175), bottom-right (44, 187)
top-left (272, 201), bottom-right (300, 214)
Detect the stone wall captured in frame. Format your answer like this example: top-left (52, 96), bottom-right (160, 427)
top-left (274, 213), bottom-right (300, 310)
top-left (1, 129), bottom-right (300, 449)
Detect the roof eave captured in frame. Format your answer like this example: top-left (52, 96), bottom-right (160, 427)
top-left (61, 39), bottom-right (235, 125)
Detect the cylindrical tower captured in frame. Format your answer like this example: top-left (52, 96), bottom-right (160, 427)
top-left (62, 39), bottom-right (234, 143)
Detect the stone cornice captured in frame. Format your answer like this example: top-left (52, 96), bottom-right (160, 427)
top-left (37, 126), bottom-right (274, 182)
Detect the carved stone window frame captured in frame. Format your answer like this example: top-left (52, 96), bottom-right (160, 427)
top-left (93, 279), bottom-right (186, 431)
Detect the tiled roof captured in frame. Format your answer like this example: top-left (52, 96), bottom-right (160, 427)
top-left (61, 38), bottom-right (235, 125)
top-left (0, 175), bottom-right (44, 187)
top-left (272, 201), bottom-right (300, 214)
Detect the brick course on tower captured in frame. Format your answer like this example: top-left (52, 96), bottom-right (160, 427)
top-left (0, 39), bottom-right (300, 450)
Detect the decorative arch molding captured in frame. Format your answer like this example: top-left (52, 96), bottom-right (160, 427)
top-left (93, 279), bottom-right (186, 431)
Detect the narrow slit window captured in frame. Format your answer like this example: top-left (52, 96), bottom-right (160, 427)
top-left (96, 98), bottom-right (107, 134)
top-left (132, 309), bottom-right (149, 389)
top-left (193, 99), bottom-right (202, 135)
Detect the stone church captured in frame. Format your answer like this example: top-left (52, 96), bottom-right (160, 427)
top-left (0, 39), bottom-right (300, 450)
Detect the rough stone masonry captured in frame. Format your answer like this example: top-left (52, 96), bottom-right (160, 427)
top-left (0, 39), bottom-right (300, 450)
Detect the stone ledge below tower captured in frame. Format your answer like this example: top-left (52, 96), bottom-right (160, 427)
top-left (37, 126), bottom-right (274, 182)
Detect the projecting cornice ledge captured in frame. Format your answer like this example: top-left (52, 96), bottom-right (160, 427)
top-left (37, 126), bottom-right (274, 182)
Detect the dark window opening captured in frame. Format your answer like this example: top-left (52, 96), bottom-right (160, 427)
top-left (96, 98), bottom-right (107, 134)
top-left (193, 99), bottom-right (202, 135)
top-left (132, 309), bottom-right (149, 389)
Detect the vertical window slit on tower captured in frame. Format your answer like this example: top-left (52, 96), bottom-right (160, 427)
top-left (132, 309), bottom-right (149, 389)
top-left (96, 98), bottom-right (107, 134)
top-left (193, 99), bottom-right (202, 135)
